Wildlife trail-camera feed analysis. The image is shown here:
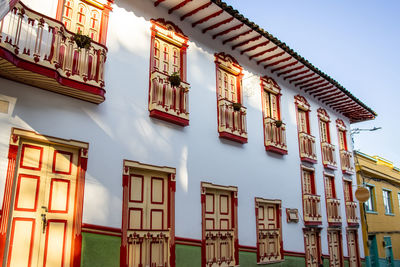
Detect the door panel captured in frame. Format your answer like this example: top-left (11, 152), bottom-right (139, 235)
top-left (328, 231), bottom-right (342, 267)
top-left (347, 231), bottom-right (359, 267)
top-left (5, 139), bottom-right (79, 267)
top-left (304, 229), bottom-right (320, 267)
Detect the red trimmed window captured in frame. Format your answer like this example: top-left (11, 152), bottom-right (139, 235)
top-left (121, 161), bottom-right (176, 267)
top-left (301, 166), bottom-right (322, 225)
top-left (261, 76), bottom-right (287, 154)
top-left (215, 53), bottom-right (247, 143)
top-left (295, 95), bottom-right (317, 163)
top-left (255, 198), bottom-right (283, 264)
top-left (201, 182), bottom-right (238, 267)
top-left (336, 119), bottom-right (354, 174)
top-left (148, 19), bottom-right (190, 127)
top-left (317, 108), bottom-right (337, 169)
top-left (343, 179), bottom-right (358, 225)
top-left (324, 174), bottom-right (341, 225)
top-left (58, 0), bottom-right (112, 44)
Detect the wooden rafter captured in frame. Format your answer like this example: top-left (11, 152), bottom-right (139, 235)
top-left (222, 29), bottom-right (252, 44)
top-left (154, 0), bottom-right (166, 7)
top-left (192, 10), bottom-right (224, 27)
top-left (283, 69), bottom-right (309, 80)
top-left (212, 24), bottom-right (244, 39)
top-left (169, 0), bottom-right (192, 14)
top-left (312, 87), bottom-right (336, 97)
top-left (288, 72), bottom-right (313, 83)
top-left (319, 92), bottom-right (344, 102)
top-left (256, 51), bottom-right (285, 65)
top-left (327, 98), bottom-right (351, 107)
top-left (294, 76), bottom-right (320, 87)
top-left (264, 56), bottom-right (292, 69)
top-left (271, 61), bottom-right (298, 73)
top-left (277, 65), bottom-right (304, 77)
top-left (240, 41), bottom-right (269, 54)
top-left (304, 82), bottom-right (331, 93)
top-left (300, 79), bottom-right (325, 90)
top-left (181, 2), bottom-right (212, 21)
top-left (249, 46), bottom-right (278, 60)
top-left (203, 17), bottom-right (234, 33)
top-left (232, 35), bottom-right (262, 50)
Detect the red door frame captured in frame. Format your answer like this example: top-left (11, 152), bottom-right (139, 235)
top-left (0, 128), bottom-right (88, 267)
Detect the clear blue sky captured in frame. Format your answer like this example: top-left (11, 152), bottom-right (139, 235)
top-left (224, 0), bottom-right (400, 166)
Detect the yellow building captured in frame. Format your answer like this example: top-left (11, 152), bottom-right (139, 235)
top-left (355, 151), bottom-right (400, 267)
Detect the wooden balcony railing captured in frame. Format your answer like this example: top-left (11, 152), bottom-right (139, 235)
top-left (205, 230), bottom-right (235, 267)
top-left (264, 117), bottom-right (287, 154)
top-left (340, 150), bottom-right (354, 174)
top-left (299, 132), bottom-right (317, 163)
top-left (258, 229), bottom-right (282, 263)
top-left (127, 230), bottom-right (170, 267)
top-left (0, 2), bottom-right (107, 103)
top-left (321, 142), bottom-right (337, 169)
top-left (149, 70), bottom-right (189, 126)
top-left (303, 194), bottom-right (322, 224)
top-left (218, 98), bottom-right (247, 143)
top-left (326, 198), bottom-right (341, 224)
top-left (345, 201), bottom-right (358, 225)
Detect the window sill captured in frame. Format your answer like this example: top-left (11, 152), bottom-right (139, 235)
top-left (366, 210), bottom-right (378, 214)
top-left (384, 213), bottom-right (395, 216)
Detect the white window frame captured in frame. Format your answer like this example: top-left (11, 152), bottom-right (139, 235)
top-left (382, 188), bottom-right (393, 215)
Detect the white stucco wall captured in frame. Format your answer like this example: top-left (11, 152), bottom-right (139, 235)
top-left (0, 0), bottom-right (364, 257)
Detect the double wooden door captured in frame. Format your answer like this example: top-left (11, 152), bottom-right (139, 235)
top-left (347, 230), bottom-right (360, 267)
top-left (327, 230), bottom-right (342, 267)
top-left (5, 139), bottom-right (79, 267)
top-left (304, 229), bottom-right (321, 267)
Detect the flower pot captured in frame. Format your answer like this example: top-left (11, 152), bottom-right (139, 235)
top-left (275, 120), bottom-right (283, 128)
top-left (169, 72), bottom-right (181, 87)
top-left (232, 103), bottom-right (242, 111)
top-left (74, 31), bottom-right (92, 49)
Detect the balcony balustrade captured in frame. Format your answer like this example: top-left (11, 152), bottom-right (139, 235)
top-left (264, 117), bottom-right (287, 154)
top-left (345, 201), bottom-right (358, 225)
top-left (340, 150), bottom-right (354, 174)
top-left (299, 132), bottom-right (317, 163)
top-left (127, 230), bottom-right (170, 267)
top-left (303, 194), bottom-right (322, 224)
top-left (0, 2), bottom-right (107, 103)
top-left (149, 70), bottom-right (189, 126)
top-left (218, 98), bottom-right (247, 143)
top-left (321, 142), bottom-right (337, 169)
top-left (258, 228), bottom-right (282, 263)
top-left (205, 230), bottom-right (235, 267)
top-left (326, 198), bottom-right (341, 224)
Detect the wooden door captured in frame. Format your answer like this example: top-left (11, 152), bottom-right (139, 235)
top-left (320, 121), bottom-right (329, 143)
top-left (5, 139), bottom-right (79, 267)
top-left (304, 229), bottom-right (320, 267)
top-left (127, 169), bottom-right (170, 267)
top-left (257, 202), bottom-right (281, 263)
top-left (204, 189), bottom-right (234, 267)
top-left (302, 170), bottom-right (313, 194)
top-left (347, 230), bottom-right (359, 267)
top-left (327, 231), bottom-right (342, 267)
top-left (338, 130), bottom-right (346, 151)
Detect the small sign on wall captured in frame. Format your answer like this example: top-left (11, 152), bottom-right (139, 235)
top-left (286, 208), bottom-right (299, 223)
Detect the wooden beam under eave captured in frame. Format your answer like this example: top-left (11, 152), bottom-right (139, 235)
top-left (192, 10), bottom-right (224, 27)
top-left (288, 72), bottom-right (314, 83)
top-left (277, 65), bottom-right (304, 77)
top-left (169, 0), bottom-right (192, 14)
top-left (294, 76), bottom-right (320, 87)
top-left (212, 24), bottom-right (244, 39)
top-left (203, 17), bottom-right (234, 33)
top-left (154, 0), bottom-right (166, 7)
top-left (304, 82), bottom-right (331, 93)
top-left (328, 99), bottom-right (353, 108)
top-left (264, 56), bottom-right (292, 69)
top-left (318, 91), bottom-right (343, 101)
top-left (232, 35), bottom-right (262, 50)
top-left (181, 2), bottom-right (212, 21)
top-left (222, 29), bottom-right (252, 45)
top-left (271, 61), bottom-right (298, 73)
top-left (248, 46), bottom-right (278, 60)
top-left (309, 86), bottom-right (335, 96)
top-left (240, 41), bottom-right (269, 54)
top-left (256, 51), bottom-right (285, 65)
top-left (298, 78), bottom-right (325, 89)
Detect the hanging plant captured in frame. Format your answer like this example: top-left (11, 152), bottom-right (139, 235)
top-left (275, 120), bottom-right (283, 128)
top-left (169, 72), bottom-right (181, 87)
top-left (74, 31), bottom-right (92, 49)
top-left (232, 102), bottom-right (242, 111)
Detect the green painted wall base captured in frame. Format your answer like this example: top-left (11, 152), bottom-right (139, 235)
top-left (80, 232), bottom-right (120, 267)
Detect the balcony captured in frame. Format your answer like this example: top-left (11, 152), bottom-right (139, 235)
top-left (345, 201), bottom-right (358, 225)
top-left (326, 198), bottom-right (341, 225)
top-left (218, 98), bottom-right (247, 143)
top-left (127, 230), bottom-right (170, 267)
top-left (205, 230), bottom-right (235, 267)
top-left (321, 142), bottom-right (337, 169)
top-left (299, 132), bottom-right (317, 163)
top-left (303, 194), bottom-right (322, 225)
top-left (149, 70), bottom-right (189, 126)
top-left (258, 229), bottom-right (282, 264)
top-left (0, 2), bottom-right (107, 103)
top-left (340, 150), bottom-right (354, 174)
top-left (264, 117), bottom-right (287, 155)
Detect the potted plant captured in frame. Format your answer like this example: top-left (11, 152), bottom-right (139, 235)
top-left (169, 72), bottom-right (181, 87)
top-left (275, 120), bottom-right (283, 128)
top-left (74, 31), bottom-right (92, 50)
top-left (232, 102), bottom-right (242, 111)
